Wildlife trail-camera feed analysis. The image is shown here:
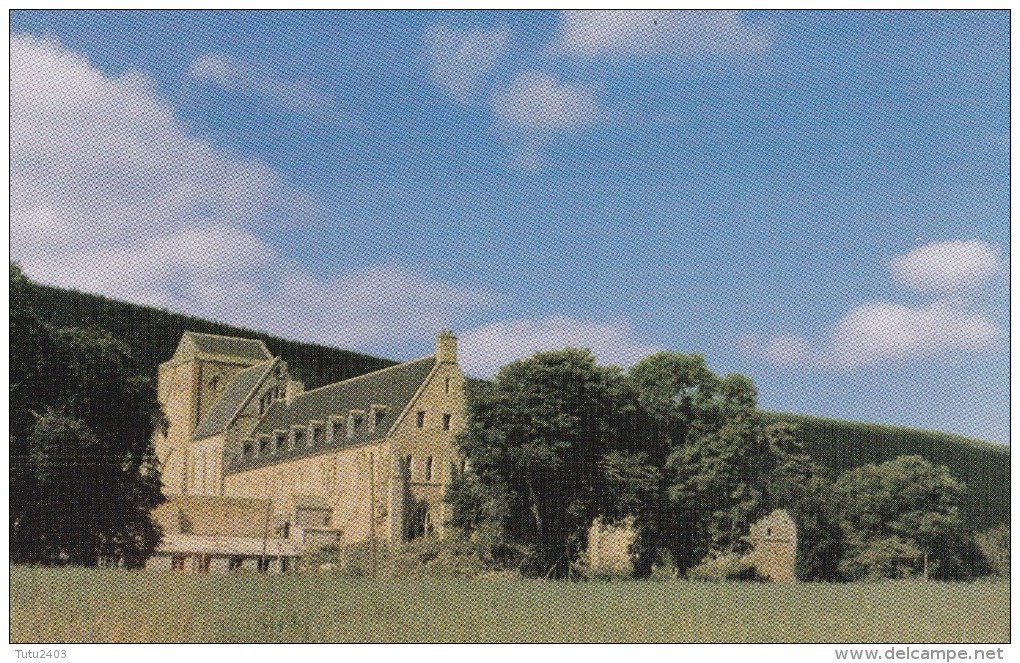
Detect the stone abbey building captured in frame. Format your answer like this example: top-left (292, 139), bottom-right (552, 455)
top-left (146, 330), bottom-right (464, 572)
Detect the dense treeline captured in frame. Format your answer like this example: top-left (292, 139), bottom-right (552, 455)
top-left (20, 274), bottom-right (1009, 533)
top-left (11, 265), bottom-right (164, 566)
top-left (445, 349), bottom-right (1002, 581)
top-left (22, 279), bottom-right (396, 390)
top-left (765, 412), bottom-right (1009, 531)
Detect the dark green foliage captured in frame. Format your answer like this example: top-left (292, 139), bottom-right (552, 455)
top-left (11, 266), bottom-right (164, 566)
top-left (21, 279), bottom-right (396, 390)
top-left (450, 349), bottom-right (839, 580)
top-left (449, 349), bottom-right (638, 578)
top-left (628, 353), bottom-right (831, 577)
top-left (763, 424), bottom-right (844, 580)
top-left (833, 455), bottom-right (973, 580)
top-left (766, 412), bottom-right (1008, 531)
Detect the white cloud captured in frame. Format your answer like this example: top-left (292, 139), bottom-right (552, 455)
top-left (828, 301), bottom-right (1002, 366)
top-left (491, 71), bottom-right (601, 132)
top-left (490, 71), bottom-right (602, 170)
top-left (188, 52), bottom-right (329, 112)
top-left (760, 301), bottom-right (1003, 369)
top-left (889, 239), bottom-right (1002, 293)
top-left (424, 25), bottom-right (508, 102)
top-left (459, 316), bottom-right (657, 377)
top-left (547, 10), bottom-right (771, 58)
top-left (11, 35), bottom-right (284, 256)
top-left (758, 238), bottom-right (1005, 369)
top-left (11, 33), bottom-right (492, 355)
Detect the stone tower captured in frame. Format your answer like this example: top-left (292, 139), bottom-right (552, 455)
top-left (155, 332), bottom-right (273, 496)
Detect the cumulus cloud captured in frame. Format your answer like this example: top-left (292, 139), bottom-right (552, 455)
top-left (547, 10), bottom-right (771, 58)
top-left (757, 240), bottom-right (1005, 369)
top-left (491, 71), bottom-right (601, 131)
top-left (889, 239), bottom-right (1002, 293)
top-left (188, 52), bottom-right (330, 112)
top-left (760, 301), bottom-right (1002, 369)
top-left (828, 301), bottom-right (1002, 366)
top-left (458, 316), bottom-right (657, 377)
top-left (11, 33), bottom-right (492, 355)
top-left (424, 25), bottom-right (508, 102)
top-left (490, 71), bottom-right (602, 170)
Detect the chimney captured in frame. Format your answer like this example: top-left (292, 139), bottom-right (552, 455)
top-left (285, 378), bottom-right (304, 404)
top-left (436, 329), bottom-right (457, 364)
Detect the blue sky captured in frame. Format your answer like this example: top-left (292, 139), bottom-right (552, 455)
top-left (9, 10), bottom-right (1009, 443)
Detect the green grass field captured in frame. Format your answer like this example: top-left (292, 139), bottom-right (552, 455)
top-left (10, 567), bottom-right (1008, 643)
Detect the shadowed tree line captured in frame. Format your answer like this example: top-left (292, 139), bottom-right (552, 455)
top-left (445, 348), bottom-right (1000, 581)
top-left (11, 264), bottom-right (164, 566)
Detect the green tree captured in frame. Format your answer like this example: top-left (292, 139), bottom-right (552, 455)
top-left (627, 352), bottom-right (840, 577)
top-left (628, 353), bottom-right (775, 571)
top-left (10, 264), bottom-right (165, 567)
top-left (834, 455), bottom-right (969, 580)
top-left (448, 348), bottom-right (637, 577)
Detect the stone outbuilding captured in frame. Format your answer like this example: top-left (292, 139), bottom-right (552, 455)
top-left (146, 495), bottom-right (300, 573)
top-left (744, 508), bottom-right (798, 581)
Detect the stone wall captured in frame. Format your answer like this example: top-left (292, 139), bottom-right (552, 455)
top-left (386, 356), bottom-right (464, 540)
top-left (584, 517), bottom-right (638, 578)
top-left (744, 509), bottom-right (798, 581)
top-left (222, 440), bottom-right (391, 545)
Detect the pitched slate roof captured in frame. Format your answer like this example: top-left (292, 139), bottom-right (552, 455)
top-left (226, 355), bottom-right (436, 473)
top-left (193, 359), bottom-right (276, 440)
top-left (179, 332), bottom-right (272, 363)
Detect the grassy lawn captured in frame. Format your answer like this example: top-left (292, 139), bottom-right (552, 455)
top-left (10, 566), bottom-right (1008, 643)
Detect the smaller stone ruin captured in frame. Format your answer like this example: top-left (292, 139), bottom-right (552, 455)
top-left (743, 508), bottom-right (798, 581)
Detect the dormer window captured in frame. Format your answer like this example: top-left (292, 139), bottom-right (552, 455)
top-left (369, 405), bottom-right (386, 433)
top-left (312, 425), bottom-right (323, 447)
top-left (259, 437), bottom-right (270, 455)
top-left (293, 428), bottom-right (305, 448)
top-left (275, 432), bottom-right (286, 452)
top-left (243, 441), bottom-right (253, 456)
top-left (347, 411), bottom-right (364, 439)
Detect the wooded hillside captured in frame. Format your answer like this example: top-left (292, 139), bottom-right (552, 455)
top-left (766, 412), bottom-right (1009, 530)
top-left (23, 281), bottom-right (397, 389)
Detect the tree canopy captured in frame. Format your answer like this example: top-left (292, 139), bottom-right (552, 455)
top-left (447, 348), bottom-right (831, 578)
top-left (834, 455), bottom-right (972, 580)
top-left (10, 264), bottom-right (164, 567)
top-left (446, 347), bottom-right (984, 581)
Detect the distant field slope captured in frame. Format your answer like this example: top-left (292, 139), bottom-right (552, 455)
top-left (23, 282), bottom-right (397, 389)
top-left (767, 412), bottom-right (1009, 531)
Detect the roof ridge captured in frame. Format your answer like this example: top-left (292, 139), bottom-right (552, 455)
top-left (192, 358), bottom-right (279, 440)
top-left (219, 358), bottom-right (279, 430)
top-left (291, 354), bottom-right (435, 400)
top-left (185, 331), bottom-right (264, 342)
